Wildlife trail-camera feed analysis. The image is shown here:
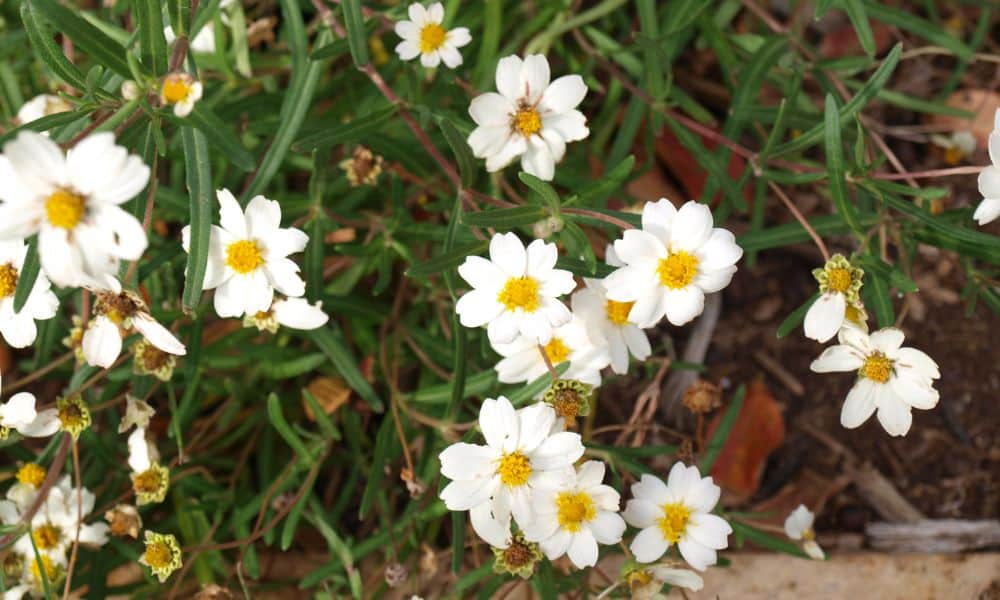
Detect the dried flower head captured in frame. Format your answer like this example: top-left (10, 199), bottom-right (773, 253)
top-left (492, 532), bottom-right (543, 579)
top-left (105, 504), bottom-right (143, 538)
top-left (682, 379), bottom-right (721, 415)
top-left (57, 394), bottom-right (91, 440)
top-left (384, 562), bottom-right (408, 588)
top-left (140, 531), bottom-right (182, 582)
top-left (542, 379), bottom-right (593, 422)
top-left (131, 462), bottom-right (170, 505)
top-left (133, 338), bottom-right (177, 381)
top-left (339, 146), bottom-right (384, 187)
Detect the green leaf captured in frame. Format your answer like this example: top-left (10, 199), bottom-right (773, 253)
top-left (518, 172), bottom-right (561, 212)
top-left (560, 220), bottom-right (596, 273)
top-left (20, 2), bottom-right (87, 90)
top-left (824, 94), bottom-right (862, 236)
top-left (12, 239), bottom-right (40, 315)
top-left (359, 416), bottom-right (393, 518)
top-left (405, 240), bottom-right (488, 279)
top-left (307, 325), bottom-right (384, 412)
top-left (665, 117), bottom-right (746, 211)
top-left (176, 106), bottom-right (256, 172)
top-left (294, 105), bottom-right (396, 151)
top-left (880, 195), bottom-right (1000, 263)
top-left (266, 393), bottom-right (314, 464)
top-left (699, 384), bottom-right (746, 473)
top-left (30, 0), bottom-right (134, 78)
top-left (438, 117), bottom-right (476, 189)
top-left (731, 521), bottom-right (810, 558)
top-left (855, 255), bottom-right (918, 293)
top-left (841, 0), bottom-right (875, 56)
top-left (776, 293), bottom-right (819, 339)
top-left (555, 256), bottom-right (615, 278)
top-left (864, 2), bottom-right (973, 60)
top-left (134, 0), bottom-right (169, 77)
top-left (571, 155), bottom-right (635, 206)
top-left (862, 268), bottom-right (895, 328)
top-left (462, 206), bottom-right (547, 228)
top-left (341, 0), bottom-right (370, 67)
top-left (180, 126), bottom-right (212, 312)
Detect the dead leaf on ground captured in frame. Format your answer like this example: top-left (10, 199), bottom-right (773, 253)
top-left (303, 376), bottom-right (351, 421)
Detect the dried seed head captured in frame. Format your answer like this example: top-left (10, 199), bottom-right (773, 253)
top-left (682, 379), bottom-right (721, 415)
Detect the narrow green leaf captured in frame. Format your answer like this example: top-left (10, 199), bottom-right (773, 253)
top-left (438, 117), bottom-right (476, 189)
top-left (341, 0), bottom-right (370, 67)
top-left (824, 94), bottom-right (862, 236)
top-left (862, 268), bottom-right (895, 328)
top-left (855, 255), bottom-right (918, 293)
top-left (555, 256), bottom-right (615, 278)
top-left (12, 237), bottom-right (40, 315)
top-left (462, 206), bottom-right (547, 228)
top-left (359, 416), bottom-right (393, 518)
top-left (21, 2), bottom-right (87, 90)
top-left (518, 172), bottom-right (561, 212)
top-left (842, 0), bottom-right (875, 56)
top-left (266, 393), bottom-right (314, 464)
top-left (177, 106), bottom-right (256, 172)
top-left (864, 2), bottom-right (973, 60)
top-left (31, 0), bottom-right (134, 78)
top-left (571, 155), bottom-right (635, 206)
top-left (307, 325), bottom-right (384, 412)
top-left (560, 220), bottom-right (596, 273)
top-left (294, 105), bottom-right (396, 151)
top-left (776, 293), bottom-right (819, 339)
top-left (180, 126), bottom-right (212, 312)
top-left (699, 385), bottom-right (746, 472)
top-left (405, 240), bottom-right (488, 279)
top-left (732, 521), bottom-right (810, 558)
top-left (134, 0), bottom-right (168, 77)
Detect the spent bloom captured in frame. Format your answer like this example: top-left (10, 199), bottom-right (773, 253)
top-left (624, 563), bottom-right (705, 598)
top-left (437, 397), bottom-right (584, 548)
top-left (140, 531), bottom-right (183, 582)
top-left (467, 54), bottom-right (588, 181)
top-left (604, 199), bottom-right (743, 327)
top-left (624, 462), bottom-right (731, 571)
top-left (973, 108), bottom-right (1000, 226)
top-left (803, 254), bottom-right (865, 343)
top-left (243, 296), bottom-right (329, 333)
top-left (394, 2), bottom-right (471, 69)
top-left (492, 315), bottom-right (611, 390)
top-left (455, 232), bottom-right (574, 345)
top-left (128, 428), bottom-right (170, 505)
top-left (784, 504), bottom-right (825, 560)
top-left (0, 240), bottom-right (59, 348)
top-left (810, 326), bottom-right (939, 437)
top-left (182, 189), bottom-right (308, 319)
top-left (16, 94), bottom-right (71, 126)
top-left (159, 72), bottom-right (203, 118)
top-left (522, 460), bottom-right (626, 569)
top-left (0, 131), bottom-right (150, 288)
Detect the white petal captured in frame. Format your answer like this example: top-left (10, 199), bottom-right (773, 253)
top-left (93, 204), bottom-right (148, 260)
top-left (539, 528), bottom-right (572, 559)
top-left (479, 396), bottom-right (518, 451)
top-left (426, 2), bottom-right (444, 23)
top-left (650, 567), bottom-right (704, 591)
top-left (489, 232), bottom-right (527, 278)
top-left (217, 188), bottom-right (247, 238)
top-left (641, 198), bottom-right (677, 242)
top-left (468, 125), bottom-right (511, 158)
top-left (540, 75), bottom-right (587, 114)
top-left (16, 408), bottom-right (60, 438)
top-left (566, 529), bottom-right (599, 568)
top-left (264, 257), bottom-right (306, 297)
top-left (803, 292), bottom-right (847, 343)
top-left (265, 228), bottom-right (309, 259)
top-left (394, 20), bottom-right (419, 40)
top-left (542, 111), bottom-right (589, 143)
top-left (484, 136), bottom-right (527, 171)
top-left (469, 500), bottom-right (511, 548)
top-left (669, 201), bottom-right (714, 252)
top-left (447, 27), bottom-right (472, 48)
top-left (784, 505), bottom-right (814, 539)
top-left (127, 428), bottom-right (151, 472)
top-left (631, 473), bottom-right (670, 505)
top-left (530, 431), bottom-right (584, 470)
top-left (678, 538), bottom-right (717, 571)
top-left (613, 229), bottom-right (667, 265)
top-left (662, 286), bottom-right (705, 326)
top-left (0, 310), bottom-right (38, 348)
top-left (469, 92), bottom-right (514, 127)
top-left (82, 316), bottom-right (122, 368)
top-left (841, 378), bottom-right (877, 429)
top-left (456, 289), bottom-right (505, 328)
top-left (515, 403), bottom-right (556, 453)
top-left (694, 266), bottom-right (737, 294)
top-left (439, 442), bottom-right (497, 481)
top-left (494, 55), bottom-right (524, 100)
top-left (810, 344), bottom-right (865, 373)
top-left (420, 51), bottom-right (441, 69)
top-left (521, 137), bottom-right (556, 181)
top-left (440, 478), bottom-right (495, 511)
top-left (272, 297), bottom-right (329, 330)
top-left (697, 229), bottom-right (743, 270)
top-left (245, 195), bottom-right (282, 238)
top-left (875, 387), bottom-right (913, 437)
top-left (687, 513), bottom-right (731, 550)
top-left (868, 327), bottom-right (905, 356)
top-left (520, 55), bottom-right (551, 104)
top-left (132, 313), bottom-right (186, 355)
top-left (631, 525), bottom-right (669, 563)
top-left (407, 3), bottom-right (427, 25)
top-left (1, 392), bottom-right (38, 428)
top-left (973, 198), bottom-right (1000, 226)
top-left (395, 40), bottom-right (421, 60)
top-left (458, 255), bottom-right (506, 290)
top-left (623, 499), bottom-right (660, 529)
top-left (589, 511), bottom-right (626, 544)
top-left (895, 347), bottom-right (940, 379)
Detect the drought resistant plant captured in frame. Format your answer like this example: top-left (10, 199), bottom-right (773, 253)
top-left (0, 0), bottom-right (996, 597)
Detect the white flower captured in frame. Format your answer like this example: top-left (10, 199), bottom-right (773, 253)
top-left (493, 315), bottom-right (610, 389)
top-left (243, 296), bottom-right (329, 333)
top-left (572, 247), bottom-right (650, 374)
top-left (182, 189), bottom-right (308, 319)
top-left (810, 326), bottom-right (939, 437)
top-left (159, 72), bottom-right (203, 118)
top-left (522, 460), bottom-right (625, 569)
top-left (164, 24), bottom-right (216, 54)
top-left (455, 232), bottom-right (574, 345)
top-left (127, 427), bottom-right (160, 473)
top-left (80, 276), bottom-right (186, 369)
top-left (784, 504), bottom-right (825, 560)
top-left (803, 254), bottom-right (865, 343)
top-left (467, 54), bottom-right (588, 181)
top-left (0, 131), bottom-right (150, 288)
top-left (118, 395), bottom-right (155, 433)
top-left (0, 239), bottom-right (59, 348)
top-left (394, 3), bottom-right (471, 69)
top-left (604, 199), bottom-right (743, 328)
top-left (0, 392), bottom-right (59, 438)
top-left (438, 397), bottom-right (584, 548)
top-left (16, 94), bottom-right (71, 126)
top-left (973, 109), bottom-right (1000, 226)
top-left (624, 462), bottom-right (732, 571)
top-left (626, 563), bottom-right (705, 599)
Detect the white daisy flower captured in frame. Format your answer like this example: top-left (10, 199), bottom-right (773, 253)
top-left (784, 504), bottom-right (825, 560)
top-left (522, 460), bottom-right (625, 569)
top-left (0, 239), bottom-right (59, 348)
top-left (467, 54), bottom-right (588, 181)
top-left (455, 232), bottom-right (575, 345)
top-left (625, 563), bottom-right (705, 598)
top-left (159, 72), bottom-right (203, 118)
top-left (438, 397), bottom-right (584, 548)
top-left (6, 463), bottom-right (48, 510)
top-left (0, 392), bottom-right (60, 438)
top-left (181, 188), bottom-right (308, 319)
top-left (16, 94), bottom-right (71, 126)
top-left (810, 326), bottom-right (939, 437)
top-left (243, 296), bottom-right (329, 333)
top-left (803, 254), bottom-right (865, 343)
top-left (164, 24), bottom-right (216, 54)
top-left (973, 108), bottom-right (1000, 226)
top-left (394, 3), bottom-right (471, 69)
top-left (623, 462), bottom-right (732, 571)
top-left (604, 199), bottom-right (743, 328)
top-left (493, 315), bottom-right (611, 389)
top-left (0, 131), bottom-right (150, 288)
top-left (572, 247), bottom-right (650, 374)
top-left (80, 276), bottom-right (186, 369)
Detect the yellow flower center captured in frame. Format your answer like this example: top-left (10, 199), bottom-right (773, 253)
top-left (542, 337), bottom-right (570, 365)
top-left (605, 299), bottom-right (634, 326)
top-left (45, 189), bottom-right (86, 230)
top-left (16, 463), bottom-right (46, 488)
top-left (418, 23), bottom-right (447, 53)
top-left (29, 554), bottom-right (58, 584)
top-left (161, 74), bottom-right (193, 104)
top-left (657, 251), bottom-right (699, 290)
top-left (133, 467), bottom-right (165, 495)
top-left (658, 502), bottom-right (691, 543)
top-left (497, 276), bottom-right (540, 312)
top-left (860, 351), bottom-right (893, 384)
top-left (32, 524), bottom-right (61, 551)
top-left (0, 263), bottom-right (19, 298)
top-left (513, 107), bottom-right (542, 137)
top-left (826, 267), bottom-right (852, 293)
top-left (225, 240), bottom-right (264, 274)
top-left (556, 491), bottom-right (596, 533)
top-left (497, 452), bottom-right (532, 487)
top-left (144, 541), bottom-right (172, 569)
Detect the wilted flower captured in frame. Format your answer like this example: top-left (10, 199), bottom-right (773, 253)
top-left (339, 146), bottom-right (384, 187)
top-left (784, 504), bottom-right (825, 560)
top-left (139, 531), bottom-right (182, 582)
top-left (492, 532), bottom-right (543, 579)
top-left (243, 296), bottom-right (329, 333)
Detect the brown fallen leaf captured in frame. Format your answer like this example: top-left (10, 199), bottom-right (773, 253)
top-left (929, 89), bottom-right (1000, 149)
top-left (303, 376), bottom-right (351, 421)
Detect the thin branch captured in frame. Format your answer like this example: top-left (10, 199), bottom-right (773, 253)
top-left (767, 180), bottom-right (830, 261)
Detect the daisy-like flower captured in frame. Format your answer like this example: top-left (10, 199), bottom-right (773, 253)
top-left (810, 326), bottom-right (940, 437)
top-left (394, 3), bottom-right (471, 69)
top-left (522, 460), bottom-right (626, 569)
top-left (6, 463), bottom-right (47, 510)
top-left (0, 131), bottom-right (150, 288)
top-left (159, 72), bottom-right (203, 118)
top-left (139, 531), bottom-right (182, 582)
top-left (572, 247), bottom-right (651, 374)
top-left (784, 504), bottom-right (825, 560)
top-left (455, 232), bottom-right (574, 345)
top-left (56, 394), bottom-right (91, 440)
top-left (80, 276), bottom-right (186, 369)
top-left (0, 392), bottom-right (59, 439)
top-left (973, 108), bottom-right (1000, 226)
top-left (182, 189), bottom-right (308, 319)
top-left (803, 254), bottom-right (865, 343)
top-left (624, 563), bottom-right (705, 599)
top-left (624, 462), bottom-right (732, 571)
top-left (604, 200), bottom-right (743, 327)
top-left (467, 54), bottom-right (588, 181)
top-left (16, 94), bottom-right (71, 126)
top-left (128, 428), bottom-right (170, 505)
top-left (493, 315), bottom-right (611, 389)
top-left (0, 239), bottom-right (59, 348)
top-left (2, 553), bottom-right (65, 600)
top-left (438, 397), bottom-right (584, 548)
top-left (243, 296), bottom-right (329, 333)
